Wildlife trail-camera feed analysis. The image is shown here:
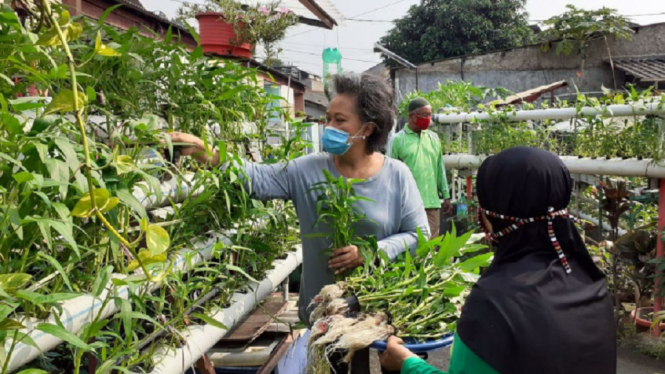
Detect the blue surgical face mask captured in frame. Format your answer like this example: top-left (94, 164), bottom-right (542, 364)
top-left (321, 125), bottom-right (366, 155)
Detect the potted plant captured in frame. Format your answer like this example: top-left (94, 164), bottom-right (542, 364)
top-left (178, 0), bottom-right (298, 64)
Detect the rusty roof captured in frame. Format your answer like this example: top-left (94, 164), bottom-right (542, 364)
top-left (493, 80), bottom-right (568, 106)
top-left (610, 55), bottom-right (665, 82)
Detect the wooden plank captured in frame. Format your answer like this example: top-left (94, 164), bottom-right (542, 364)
top-left (256, 333), bottom-right (295, 374)
top-left (195, 354), bottom-right (216, 374)
top-left (220, 300), bottom-right (288, 343)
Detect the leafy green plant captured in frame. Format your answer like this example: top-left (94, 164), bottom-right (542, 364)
top-left (347, 228), bottom-right (491, 338)
top-left (309, 170), bottom-right (376, 272)
top-left (0, 1), bottom-right (304, 372)
top-left (539, 5), bottom-right (634, 88)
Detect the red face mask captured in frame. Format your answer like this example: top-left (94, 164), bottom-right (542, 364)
top-left (415, 115), bottom-right (431, 130)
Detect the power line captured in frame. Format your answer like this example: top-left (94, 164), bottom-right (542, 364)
top-left (346, 0), bottom-right (410, 20)
top-left (281, 48), bottom-right (380, 64)
top-left (281, 41), bottom-right (374, 52)
top-left (281, 44), bottom-right (379, 56)
top-left (286, 0), bottom-right (411, 39)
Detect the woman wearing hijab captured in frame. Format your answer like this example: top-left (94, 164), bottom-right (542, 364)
top-left (380, 147), bottom-right (616, 374)
top-left (170, 73), bottom-right (429, 372)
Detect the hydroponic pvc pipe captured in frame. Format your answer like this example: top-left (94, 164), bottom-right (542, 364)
top-left (434, 101), bottom-right (665, 124)
top-left (568, 209), bottom-right (627, 237)
top-left (442, 154), bottom-right (665, 178)
top-left (146, 246), bottom-right (303, 374)
top-left (4, 234), bottom-right (229, 373)
top-left (134, 173), bottom-right (203, 210)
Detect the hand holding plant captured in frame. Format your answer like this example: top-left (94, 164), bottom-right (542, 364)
top-left (328, 245), bottom-right (364, 274)
top-left (168, 132), bottom-right (220, 167)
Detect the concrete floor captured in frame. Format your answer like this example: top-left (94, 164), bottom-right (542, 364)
top-left (368, 346), bottom-right (664, 374)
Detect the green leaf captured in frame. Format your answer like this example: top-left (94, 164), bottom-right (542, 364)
top-left (92, 265), bottom-right (113, 297)
top-left (49, 220), bottom-right (80, 258)
top-left (94, 31), bottom-right (122, 57)
top-left (13, 171), bottom-right (34, 184)
top-left (54, 137), bottom-right (80, 172)
top-left (98, 4), bottom-right (123, 24)
top-left (116, 189), bottom-right (147, 219)
top-left (37, 22), bottom-right (83, 45)
top-left (0, 319), bottom-right (25, 331)
top-left (36, 323), bottom-right (92, 351)
top-left (45, 159), bottom-right (70, 199)
top-left (1, 113), bottom-right (22, 135)
top-left (33, 141), bottom-right (48, 163)
top-left (443, 285), bottom-right (466, 297)
top-left (0, 273), bottom-right (31, 292)
top-left (17, 369), bottom-right (48, 374)
top-left (86, 86), bottom-right (97, 102)
top-left (185, 22), bottom-right (201, 44)
top-left (114, 312), bottom-right (163, 330)
top-left (15, 291), bottom-right (78, 305)
top-left (38, 253), bottom-right (73, 291)
top-left (191, 313), bottom-right (228, 330)
top-left (226, 264), bottom-right (258, 283)
top-left (434, 231), bottom-right (473, 267)
top-left (218, 87), bottom-right (244, 101)
top-left (119, 299), bottom-right (132, 340)
top-left (114, 154), bottom-right (134, 175)
top-left (146, 225), bottom-right (170, 256)
top-left (458, 252), bottom-right (494, 272)
top-left (52, 202), bottom-right (71, 222)
top-left (71, 188), bottom-right (117, 217)
top-left (127, 250), bottom-right (167, 272)
top-left (0, 73), bottom-right (15, 86)
top-left (164, 26), bottom-right (173, 44)
top-left (44, 90), bottom-right (88, 115)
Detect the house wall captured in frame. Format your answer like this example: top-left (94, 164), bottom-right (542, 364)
top-left (305, 102), bottom-right (326, 120)
top-left (61, 0), bottom-right (198, 49)
top-left (394, 23), bottom-right (665, 103)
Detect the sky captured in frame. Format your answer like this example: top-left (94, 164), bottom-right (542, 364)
top-left (140, 0), bottom-right (665, 75)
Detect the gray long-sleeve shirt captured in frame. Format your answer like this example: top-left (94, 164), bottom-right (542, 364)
top-left (242, 152), bottom-right (429, 324)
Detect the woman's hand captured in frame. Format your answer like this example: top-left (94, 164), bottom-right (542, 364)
top-left (328, 245), bottom-right (364, 274)
top-left (168, 132), bottom-right (220, 167)
top-left (379, 336), bottom-right (416, 372)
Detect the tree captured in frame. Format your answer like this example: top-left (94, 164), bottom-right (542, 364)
top-left (539, 5), bottom-right (633, 89)
top-left (379, 0), bottom-right (533, 65)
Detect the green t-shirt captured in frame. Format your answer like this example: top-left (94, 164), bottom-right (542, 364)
top-left (388, 127), bottom-right (450, 209)
top-left (401, 335), bottom-right (498, 374)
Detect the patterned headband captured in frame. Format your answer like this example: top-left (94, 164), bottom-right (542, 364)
top-left (478, 206), bottom-right (573, 274)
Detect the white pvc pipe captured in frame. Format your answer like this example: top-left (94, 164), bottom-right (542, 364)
top-left (147, 246), bottom-right (303, 374)
top-left (434, 101), bottom-right (665, 124)
top-left (4, 234), bottom-right (230, 373)
top-left (569, 208), bottom-right (627, 237)
top-left (442, 154), bottom-right (665, 178)
top-left (134, 174), bottom-right (204, 210)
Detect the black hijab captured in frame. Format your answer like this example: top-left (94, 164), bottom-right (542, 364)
top-left (457, 147), bottom-right (616, 374)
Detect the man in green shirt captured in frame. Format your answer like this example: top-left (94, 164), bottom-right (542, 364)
top-left (387, 98), bottom-right (452, 238)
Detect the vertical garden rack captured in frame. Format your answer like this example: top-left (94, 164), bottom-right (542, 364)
top-left (3, 175), bottom-right (303, 373)
top-left (435, 102), bottom-right (665, 337)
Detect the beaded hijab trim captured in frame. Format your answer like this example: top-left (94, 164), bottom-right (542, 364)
top-left (478, 206), bottom-right (573, 274)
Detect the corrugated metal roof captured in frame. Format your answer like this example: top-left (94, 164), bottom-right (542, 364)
top-left (238, 0), bottom-right (344, 26)
top-left (612, 56), bottom-right (665, 82)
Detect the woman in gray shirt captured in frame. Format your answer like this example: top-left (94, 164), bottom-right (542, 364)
top-left (170, 73), bottom-right (429, 326)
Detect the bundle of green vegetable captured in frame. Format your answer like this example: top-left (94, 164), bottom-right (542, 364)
top-left (307, 229), bottom-right (491, 373)
top-left (308, 169), bottom-right (377, 278)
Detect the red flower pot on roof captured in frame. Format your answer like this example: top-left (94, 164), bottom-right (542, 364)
top-left (195, 12), bottom-right (253, 59)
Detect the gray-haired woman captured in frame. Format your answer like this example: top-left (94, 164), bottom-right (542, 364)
top-left (170, 73), bottom-right (429, 372)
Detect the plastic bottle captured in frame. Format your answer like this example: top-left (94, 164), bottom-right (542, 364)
top-left (457, 193), bottom-right (468, 219)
